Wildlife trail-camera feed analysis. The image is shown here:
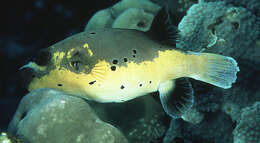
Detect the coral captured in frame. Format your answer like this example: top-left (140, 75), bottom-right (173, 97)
top-left (221, 101), bottom-right (241, 122)
top-left (112, 8), bottom-right (154, 31)
top-left (163, 112), bottom-right (234, 143)
top-left (182, 112), bottom-right (234, 143)
top-left (84, 0), bottom-right (160, 32)
top-left (177, 2), bottom-right (260, 132)
top-left (178, 1), bottom-right (260, 65)
top-left (199, 0), bottom-right (260, 17)
top-left (181, 107), bottom-right (205, 124)
top-left (88, 93), bottom-right (168, 143)
top-left (166, 0), bottom-right (197, 25)
top-left (233, 102), bottom-right (260, 143)
top-left (84, 9), bottom-right (114, 31)
top-left (8, 88), bottom-right (128, 143)
top-left (111, 0), bottom-right (160, 16)
top-left (162, 119), bottom-right (183, 143)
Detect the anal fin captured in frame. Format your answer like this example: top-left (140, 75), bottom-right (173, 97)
top-left (158, 78), bottom-right (194, 118)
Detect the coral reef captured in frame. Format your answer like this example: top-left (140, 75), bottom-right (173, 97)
top-left (176, 0), bottom-right (260, 120)
top-left (233, 102), bottom-right (260, 143)
top-left (166, 0), bottom-right (197, 25)
top-left (221, 101), bottom-right (241, 122)
top-left (85, 0), bottom-right (161, 32)
top-left (162, 119), bottom-right (183, 143)
top-left (8, 88), bottom-right (128, 143)
top-left (178, 1), bottom-right (260, 65)
top-left (162, 1), bottom-right (260, 143)
top-left (164, 112), bottom-right (234, 143)
top-left (181, 107), bottom-right (204, 124)
top-left (87, 93), bottom-right (168, 143)
top-left (200, 0), bottom-right (260, 17)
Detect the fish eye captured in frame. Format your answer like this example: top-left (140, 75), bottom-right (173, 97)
top-left (71, 61), bottom-right (82, 71)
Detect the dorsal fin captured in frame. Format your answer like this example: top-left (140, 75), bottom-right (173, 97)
top-left (146, 7), bottom-right (179, 45)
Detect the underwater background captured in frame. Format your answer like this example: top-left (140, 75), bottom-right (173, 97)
top-left (0, 0), bottom-right (260, 143)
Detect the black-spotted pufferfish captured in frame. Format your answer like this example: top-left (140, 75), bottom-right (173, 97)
top-left (20, 8), bottom-right (239, 118)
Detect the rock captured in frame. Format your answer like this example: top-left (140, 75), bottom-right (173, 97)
top-left (8, 88), bottom-right (128, 143)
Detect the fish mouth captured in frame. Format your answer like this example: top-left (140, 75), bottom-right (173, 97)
top-left (18, 60), bottom-right (48, 90)
top-left (19, 62), bottom-right (44, 72)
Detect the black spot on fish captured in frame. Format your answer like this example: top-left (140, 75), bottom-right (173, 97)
top-left (124, 58), bottom-right (128, 62)
top-left (57, 84), bottom-right (63, 87)
top-left (139, 84), bottom-right (142, 87)
top-left (89, 80), bottom-right (96, 85)
top-left (112, 60), bottom-right (118, 64)
top-left (133, 50), bottom-right (137, 54)
top-left (111, 66), bottom-right (116, 71)
top-left (133, 55), bottom-right (136, 58)
top-left (90, 32), bottom-right (96, 34)
top-left (149, 81), bottom-right (152, 84)
top-left (121, 85), bottom-right (125, 89)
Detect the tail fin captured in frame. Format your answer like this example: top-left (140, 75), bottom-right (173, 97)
top-left (189, 52), bottom-right (239, 89)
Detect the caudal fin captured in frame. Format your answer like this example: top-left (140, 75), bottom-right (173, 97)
top-left (189, 52), bottom-right (239, 89)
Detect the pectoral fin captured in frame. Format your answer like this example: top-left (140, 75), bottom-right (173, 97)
top-left (158, 78), bottom-right (194, 118)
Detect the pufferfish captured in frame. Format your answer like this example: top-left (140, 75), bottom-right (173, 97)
top-left (20, 8), bottom-right (239, 118)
